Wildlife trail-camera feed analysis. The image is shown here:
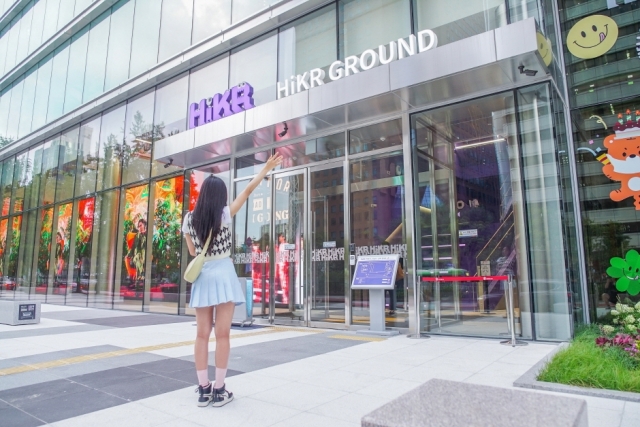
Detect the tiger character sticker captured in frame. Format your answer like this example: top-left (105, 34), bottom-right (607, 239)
top-left (600, 110), bottom-right (640, 208)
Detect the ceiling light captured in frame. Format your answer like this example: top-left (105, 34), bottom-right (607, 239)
top-left (454, 138), bottom-right (506, 150)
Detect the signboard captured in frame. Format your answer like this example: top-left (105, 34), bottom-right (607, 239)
top-left (323, 241), bottom-right (336, 248)
top-left (283, 244), bottom-right (296, 250)
top-left (188, 82), bottom-right (255, 129)
top-left (459, 229), bottom-right (478, 238)
top-left (480, 260), bottom-right (491, 276)
top-left (18, 304), bottom-right (36, 321)
top-left (351, 254), bottom-right (399, 290)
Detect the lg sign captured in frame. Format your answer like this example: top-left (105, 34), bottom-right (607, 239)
top-left (189, 82), bottom-right (255, 129)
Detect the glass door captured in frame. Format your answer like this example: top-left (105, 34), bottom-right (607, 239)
top-left (271, 170), bottom-right (306, 324)
top-left (411, 92), bottom-right (524, 338)
top-left (309, 163), bottom-right (346, 325)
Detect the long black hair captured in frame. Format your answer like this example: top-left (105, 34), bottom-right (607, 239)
top-left (191, 175), bottom-right (227, 254)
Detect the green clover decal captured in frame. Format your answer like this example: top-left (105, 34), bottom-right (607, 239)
top-left (607, 250), bottom-right (640, 296)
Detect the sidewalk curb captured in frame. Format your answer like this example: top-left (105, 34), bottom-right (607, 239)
top-left (513, 342), bottom-right (640, 402)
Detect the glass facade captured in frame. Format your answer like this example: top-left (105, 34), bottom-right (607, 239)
top-left (558, 0), bottom-right (640, 322)
top-left (0, 0), bottom-right (607, 340)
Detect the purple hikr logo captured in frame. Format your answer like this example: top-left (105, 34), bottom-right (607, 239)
top-left (189, 82), bottom-right (255, 129)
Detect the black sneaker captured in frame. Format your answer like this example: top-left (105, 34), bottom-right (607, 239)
top-left (195, 383), bottom-right (213, 407)
top-left (212, 384), bottom-right (234, 407)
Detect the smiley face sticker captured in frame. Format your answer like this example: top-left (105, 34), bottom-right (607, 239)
top-left (567, 15), bottom-right (618, 59)
top-left (536, 32), bottom-right (553, 66)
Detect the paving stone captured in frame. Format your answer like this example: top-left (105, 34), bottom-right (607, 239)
top-left (99, 373), bottom-right (190, 401)
top-left (0, 404), bottom-right (44, 427)
top-left (362, 379), bottom-right (588, 427)
top-left (72, 315), bottom-right (194, 328)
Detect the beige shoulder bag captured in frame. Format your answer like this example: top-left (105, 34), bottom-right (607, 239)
top-left (183, 231), bottom-right (212, 283)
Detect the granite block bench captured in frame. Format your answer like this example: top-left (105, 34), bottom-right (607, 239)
top-left (362, 379), bottom-right (587, 427)
top-left (0, 299), bottom-right (41, 325)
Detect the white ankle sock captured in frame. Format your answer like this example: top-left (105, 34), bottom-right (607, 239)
top-left (196, 370), bottom-right (209, 387)
top-left (214, 368), bottom-right (227, 389)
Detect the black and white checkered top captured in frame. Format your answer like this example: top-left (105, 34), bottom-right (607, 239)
top-left (181, 207), bottom-right (232, 259)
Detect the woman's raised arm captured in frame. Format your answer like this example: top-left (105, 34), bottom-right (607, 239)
top-left (229, 154), bottom-right (283, 217)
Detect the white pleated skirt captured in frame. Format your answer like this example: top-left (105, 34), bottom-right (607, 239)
top-left (189, 257), bottom-right (245, 308)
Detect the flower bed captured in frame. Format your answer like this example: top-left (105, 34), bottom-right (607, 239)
top-left (537, 302), bottom-right (640, 393)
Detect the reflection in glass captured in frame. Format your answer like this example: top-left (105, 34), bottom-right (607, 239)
top-left (89, 189), bottom-right (120, 309)
top-left (234, 178), bottom-right (271, 319)
top-left (18, 66), bottom-right (37, 138)
top-left (64, 28), bottom-right (90, 114)
top-left (278, 5), bottom-right (336, 81)
top-left (104, 0), bottom-right (134, 92)
top-left (0, 218), bottom-right (8, 298)
top-left (339, 0), bottom-right (411, 58)
top-left (149, 176), bottom-right (184, 314)
top-left (236, 151), bottom-right (269, 179)
top-left (188, 56), bottom-right (230, 108)
top-left (17, 211), bottom-right (37, 300)
top-left (97, 105), bottom-right (125, 191)
top-left (229, 33), bottom-right (278, 105)
top-left (47, 42), bottom-right (70, 123)
top-left (42, 0), bottom-right (61, 42)
top-left (7, 80), bottom-right (24, 142)
top-left (75, 116), bottom-right (101, 197)
top-left (34, 208), bottom-right (54, 302)
top-left (193, 0), bottom-right (231, 43)
top-left (349, 119), bottom-right (402, 154)
top-left (123, 91), bottom-right (155, 184)
top-left (413, 0), bottom-right (507, 46)
top-left (83, 11), bottom-right (110, 103)
top-left (71, 197), bottom-right (95, 305)
top-left (56, 127), bottom-right (80, 201)
top-left (273, 173), bottom-right (305, 321)
top-left (115, 184), bottom-right (149, 311)
top-left (6, 216), bottom-right (22, 290)
top-left (151, 75), bottom-right (188, 175)
top-left (1, 160), bottom-right (15, 215)
top-left (350, 153), bottom-right (406, 327)
top-left (275, 133), bottom-right (345, 168)
top-left (48, 203), bottom-right (73, 304)
top-left (310, 166), bottom-right (346, 323)
top-left (517, 84), bottom-right (572, 341)
top-left (158, 0), bottom-right (193, 63)
top-left (39, 137), bottom-right (61, 207)
top-left (32, 55), bottom-right (53, 132)
top-left (129, 0), bottom-right (162, 78)
top-left (232, 0), bottom-right (270, 23)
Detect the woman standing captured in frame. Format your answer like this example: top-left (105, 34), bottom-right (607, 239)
top-left (182, 154), bottom-right (283, 407)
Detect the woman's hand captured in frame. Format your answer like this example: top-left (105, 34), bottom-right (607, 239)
top-left (264, 154), bottom-right (284, 172)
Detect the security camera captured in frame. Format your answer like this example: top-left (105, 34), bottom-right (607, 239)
top-left (518, 65), bottom-right (538, 77)
top-left (164, 158), bottom-right (174, 168)
top-left (278, 122), bottom-right (289, 138)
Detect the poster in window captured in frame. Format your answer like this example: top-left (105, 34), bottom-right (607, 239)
top-left (37, 208), bottom-right (54, 283)
top-left (75, 198), bottom-right (95, 286)
top-left (8, 215), bottom-right (22, 277)
top-left (0, 218), bottom-right (7, 277)
top-left (122, 185), bottom-right (149, 294)
top-left (55, 204), bottom-right (73, 282)
top-left (151, 177), bottom-right (184, 295)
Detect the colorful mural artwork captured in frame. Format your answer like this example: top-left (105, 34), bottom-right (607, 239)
top-left (37, 208), bottom-right (54, 282)
top-left (122, 185), bottom-right (149, 293)
top-left (8, 215), bottom-right (22, 277)
top-left (75, 198), bottom-right (95, 287)
top-left (0, 218), bottom-right (7, 278)
top-left (151, 177), bottom-right (184, 297)
top-left (55, 203), bottom-right (73, 280)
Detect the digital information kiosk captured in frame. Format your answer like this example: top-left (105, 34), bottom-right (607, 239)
top-left (352, 254), bottom-right (401, 336)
